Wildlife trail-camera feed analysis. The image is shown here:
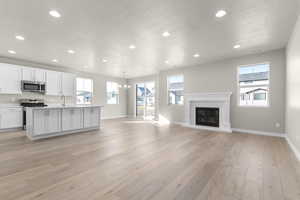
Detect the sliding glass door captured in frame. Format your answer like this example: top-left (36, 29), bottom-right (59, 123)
top-left (136, 82), bottom-right (155, 120)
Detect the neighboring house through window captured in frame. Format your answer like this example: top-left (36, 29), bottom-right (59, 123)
top-left (238, 63), bottom-right (270, 106)
top-left (167, 75), bottom-right (184, 105)
top-left (76, 77), bottom-right (93, 104)
top-left (107, 81), bottom-right (120, 104)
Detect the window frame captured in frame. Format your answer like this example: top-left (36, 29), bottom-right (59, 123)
top-left (106, 81), bottom-right (120, 105)
top-left (167, 74), bottom-right (184, 105)
top-left (76, 77), bottom-right (93, 105)
top-left (237, 62), bottom-right (271, 108)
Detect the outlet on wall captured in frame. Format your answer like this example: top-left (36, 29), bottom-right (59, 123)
top-left (275, 123), bottom-right (281, 128)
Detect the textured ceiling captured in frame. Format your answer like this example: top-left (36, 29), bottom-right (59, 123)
top-left (0, 0), bottom-right (298, 78)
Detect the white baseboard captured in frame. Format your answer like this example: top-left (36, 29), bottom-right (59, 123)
top-left (0, 127), bottom-right (23, 133)
top-left (172, 122), bottom-right (285, 136)
top-left (285, 136), bottom-right (300, 162)
top-left (232, 128), bottom-right (285, 138)
top-left (102, 115), bottom-right (127, 120)
top-left (171, 121), bottom-right (185, 126)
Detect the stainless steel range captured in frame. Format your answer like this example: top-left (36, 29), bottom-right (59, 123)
top-left (19, 99), bottom-right (47, 129)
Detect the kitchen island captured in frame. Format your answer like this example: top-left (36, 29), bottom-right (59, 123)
top-left (26, 105), bottom-right (102, 140)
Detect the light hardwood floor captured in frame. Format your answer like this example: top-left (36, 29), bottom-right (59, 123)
top-left (0, 118), bottom-right (299, 200)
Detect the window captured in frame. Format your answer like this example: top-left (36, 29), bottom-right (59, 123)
top-left (106, 81), bottom-right (120, 104)
top-left (76, 78), bottom-right (93, 104)
top-left (238, 63), bottom-right (270, 106)
top-left (167, 75), bottom-right (184, 105)
top-left (254, 93), bottom-right (266, 100)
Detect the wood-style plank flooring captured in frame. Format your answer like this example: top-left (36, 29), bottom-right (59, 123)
top-left (0, 118), bottom-right (299, 200)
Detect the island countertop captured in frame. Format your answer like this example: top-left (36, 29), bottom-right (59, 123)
top-left (25, 104), bottom-right (103, 110)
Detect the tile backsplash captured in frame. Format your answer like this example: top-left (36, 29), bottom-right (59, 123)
top-left (0, 93), bottom-right (75, 105)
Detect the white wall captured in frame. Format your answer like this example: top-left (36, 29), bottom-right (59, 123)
top-left (0, 57), bottom-right (127, 119)
top-left (286, 14), bottom-right (300, 153)
top-left (159, 49), bottom-right (286, 134)
top-left (128, 49), bottom-right (286, 134)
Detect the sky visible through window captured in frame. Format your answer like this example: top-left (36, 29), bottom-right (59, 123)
top-left (239, 63), bottom-right (269, 74)
top-left (168, 75), bottom-right (184, 83)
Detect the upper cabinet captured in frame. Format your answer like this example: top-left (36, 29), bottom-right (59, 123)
top-left (62, 73), bottom-right (76, 96)
top-left (22, 67), bottom-right (46, 82)
top-left (0, 63), bottom-right (76, 96)
top-left (35, 69), bottom-right (46, 82)
top-left (46, 71), bottom-right (76, 96)
top-left (0, 63), bottom-right (22, 94)
top-left (46, 70), bottom-right (62, 96)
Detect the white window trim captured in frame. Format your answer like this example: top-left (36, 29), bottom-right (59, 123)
top-left (167, 74), bottom-right (184, 106)
top-left (237, 62), bottom-right (270, 108)
top-left (106, 81), bottom-right (120, 105)
top-left (76, 77), bottom-right (93, 105)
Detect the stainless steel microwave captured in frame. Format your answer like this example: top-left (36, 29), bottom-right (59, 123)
top-left (21, 81), bottom-right (46, 94)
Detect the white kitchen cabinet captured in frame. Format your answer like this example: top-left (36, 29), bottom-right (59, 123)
top-left (46, 70), bottom-right (62, 96)
top-left (26, 106), bottom-right (101, 140)
top-left (35, 69), bottom-right (46, 82)
top-left (22, 67), bottom-right (35, 81)
top-left (0, 63), bottom-right (22, 94)
top-left (62, 108), bottom-right (83, 131)
top-left (0, 107), bottom-right (23, 129)
top-left (83, 107), bottom-right (100, 128)
top-left (32, 109), bottom-right (61, 136)
top-left (22, 67), bottom-right (46, 82)
top-left (62, 73), bottom-right (76, 96)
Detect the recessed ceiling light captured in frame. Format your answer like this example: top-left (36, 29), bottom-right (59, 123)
top-left (193, 53), bottom-right (200, 58)
top-left (162, 31), bottom-right (171, 37)
top-left (67, 50), bottom-right (75, 54)
top-left (165, 60), bottom-right (169, 64)
top-left (15, 35), bottom-right (25, 41)
top-left (8, 50), bottom-right (16, 54)
top-left (49, 10), bottom-right (61, 18)
top-left (234, 44), bottom-right (241, 49)
top-left (129, 45), bottom-right (136, 49)
top-left (216, 10), bottom-right (227, 18)
top-left (52, 59), bottom-right (58, 63)
top-left (102, 59), bottom-right (107, 63)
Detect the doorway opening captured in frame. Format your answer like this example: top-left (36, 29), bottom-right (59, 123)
top-left (136, 82), bottom-right (155, 120)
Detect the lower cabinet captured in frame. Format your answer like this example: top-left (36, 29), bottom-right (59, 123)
top-left (0, 108), bottom-right (23, 129)
top-left (33, 109), bottom-right (61, 136)
top-left (27, 106), bottom-right (101, 139)
top-left (83, 107), bottom-right (100, 128)
top-left (62, 108), bottom-right (83, 131)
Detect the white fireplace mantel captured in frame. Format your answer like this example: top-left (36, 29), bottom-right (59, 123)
top-left (183, 92), bottom-right (232, 132)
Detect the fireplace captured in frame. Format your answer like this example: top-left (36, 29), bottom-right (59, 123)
top-left (196, 107), bottom-right (219, 127)
top-left (184, 92), bottom-right (232, 132)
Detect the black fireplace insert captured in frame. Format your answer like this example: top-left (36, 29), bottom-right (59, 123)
top-left (195, 107), bottom-right (219, 127)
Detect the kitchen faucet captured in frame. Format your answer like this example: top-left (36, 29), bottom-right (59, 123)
top-left (61, 95), bottom-right (66, 106)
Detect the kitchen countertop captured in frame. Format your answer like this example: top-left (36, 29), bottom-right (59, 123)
top-left (0, 104), bottom-right (23, 108)
top-left (25, 104), bottom-right (103, 110)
